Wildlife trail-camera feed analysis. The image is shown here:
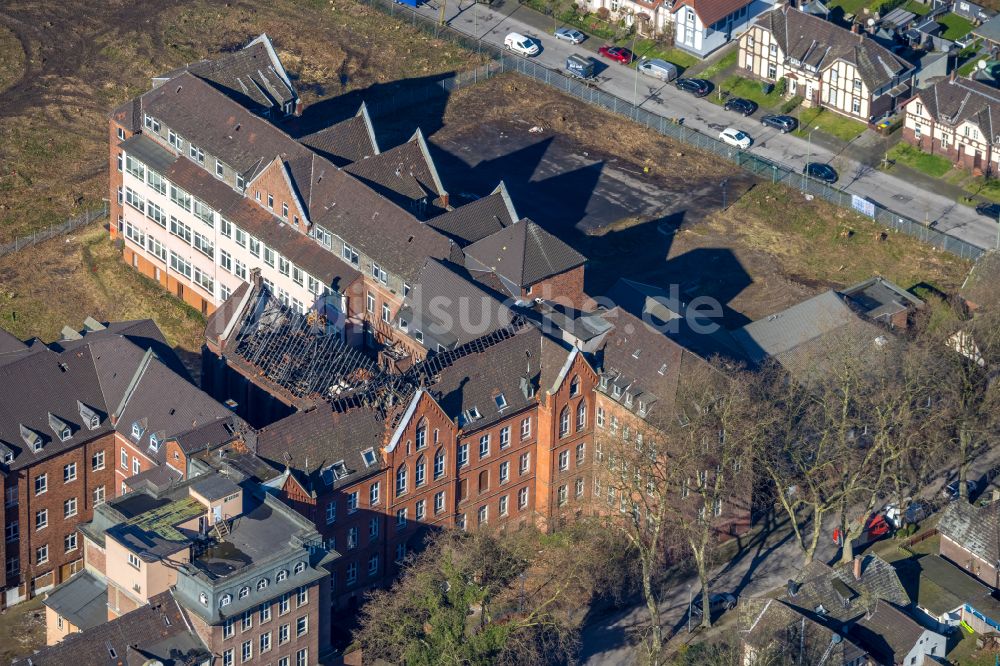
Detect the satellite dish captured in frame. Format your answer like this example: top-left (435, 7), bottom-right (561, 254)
top-left (978, 59), bottom-right (989, 70)
top-left (867, 17), bottom-right (875, 26)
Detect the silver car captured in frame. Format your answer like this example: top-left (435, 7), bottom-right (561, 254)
top-left (554, 27), bottom-right (586, 44)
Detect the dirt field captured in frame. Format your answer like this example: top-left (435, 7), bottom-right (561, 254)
top-left (0, 595), bottom-right (46, 664)
top-left (386, 74), bottom-right (971, 323)
top-left (0, 0), bottom-right (477, 242)
top-left (0, 224), bottom-right (206, 375)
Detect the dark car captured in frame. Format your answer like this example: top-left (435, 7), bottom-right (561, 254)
top-left (690, 592), bottom-right (737, 618)
top-left (675, 78), bottom-right (712, 97)
top-left (724, 97), bottom-right (757, 116)
top-left (803, 162), bottom-right (838, 184)
top-left (976, 202), bottom-right (1000, 219)
top-left (598, 45), bottom-right (634, 64)
top-left (761, 114), bottom-right (798, 133)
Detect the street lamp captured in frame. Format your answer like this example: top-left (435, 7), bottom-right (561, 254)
top-left (721, 178), bottom-right (729, 210)
top-left (802, 125), bottom-right (820, 190)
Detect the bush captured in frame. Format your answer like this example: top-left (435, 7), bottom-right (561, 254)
top-left (775, 76), bottom-right (787, 97)
top-left (780, 95), bottom-right (803, 114)
top-left (596, 6), bottom-right (610, 20)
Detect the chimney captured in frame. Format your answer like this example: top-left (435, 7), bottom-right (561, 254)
top-left (851, 22), bottom-right (860, 33)
top-left (951, 68), bottom-right (957, 83)
top-left (853, 555), bottom-right (863, 581)
top-left (786, 579), bottom-right (800, 596)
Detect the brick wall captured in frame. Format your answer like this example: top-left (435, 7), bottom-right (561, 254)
top-left (523, 265), bottom-right (586, 308)
top-left (249, 159), bottom-right (308, 231)
top-left (108, 118), bottom-right (132, 241)
top-left (941, 534), bottom-right (999, 588)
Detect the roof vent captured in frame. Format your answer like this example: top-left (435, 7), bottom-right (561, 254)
top-left (176, 85), bottom-right (183, 93)
top-left (48, 413), bottom-right (72, 442)
top-left (20, 424), bottom-right (42, 453)
top-left (786, 579), bottom-right (800, 597)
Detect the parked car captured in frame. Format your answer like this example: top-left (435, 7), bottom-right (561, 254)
top-left (637, 58), bottom-right (678, 82)
top-left (719, 127), bottom-right (752, 149)
top-left (803, 162), bottom-right (838, 184)
top-left (885, 500), bottom-right (932, 529)
top-left (554, 27), bottom-right (586, 44)
top-left (976, 202), bottom-right (1000, 219)
top-left (675, 77), bottom-right (711, 97)
top-left (943, 479), bottom-right (979, 501)
top-left (761, 114), bottom-right (798, 133)
top-left (564, 54), bottom-right (596, 81)
top-left (598, 45), bottom-right (634, 64)
top-left (504, 32), bottom-right (539, 56)
top-left (724, 97), bottom-right (757, 116)
top-left (690, 592), bottom-right (737, 618)
top-left (832, 513), bottom-right (890, 549)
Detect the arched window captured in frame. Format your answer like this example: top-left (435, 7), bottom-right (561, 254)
top-left (559, 406), bottom-right (570, 437)
top-left (239, 586), bottom-right (250, 599)
top-left (433, 448), bottom-right (446, 480)
top-left (294, 561), bottom-right (306, 575)
top-left (199, 592), bottom-right (208, 606)
top-left (276, 569), bottom-right (288, 582)
top-left (570, 375), bottom-right (580, 397)
top-left (576, 399), bottom-right (586, 431)
top-left (416, 419), bottom-right (427, 450)
top-left (220, 594), bottom-right (232, 607)
top-left (479, 469), bottom-right (490, 493)
top-left (396, 464), bottom-right (408, 496)
top-left (415, 456), bottom-right (426, 487)
top-left (257, 578), bottom-right (269, 591)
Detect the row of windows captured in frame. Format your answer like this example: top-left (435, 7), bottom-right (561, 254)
top-left (31, 531), bottom-right (80, 565)
top-left (32, 456), bottom-right (102, 497)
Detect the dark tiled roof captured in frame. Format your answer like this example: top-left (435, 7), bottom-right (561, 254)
top-left (910, 554), bottom-right (1000, 618)
top-left (311, 168), bottom-right (456, 282)
top-left (741, 598), bottom-right (868, 664)
top-left (0, 328), bottom-right (27, 356)
top-left (43, 570), bottom-right (108, 632)
top-left (852, 601), bottom-right (930, 664)
top-left (110, 98), bottom-right (140, 132)
top-left (344, 130), bottom-right (447, 211)
top-left (913, 77), bottom-right (1000, 140)
top-left (155, 34), bottom-right (296, 113)
top-left (256, 402), bottom-right (386, 491)
top-left (15, 590), bottom-right (208, 666)
top-left (427, 183), bottom-right (519, 245)
top-left (299, 105), bottom-right (379, 167)
top-left (464, 219), bottom-right (587, 291)
top-left (939, 499), bottom-right (1000, 565)
top-left (781, 556), bottom-right (908, 625)
top-left (755, 7), bottom-right (913, 92)
top-left (672, 0), bottom-right (754, 27)
top-left (396, 259), bottom-right (514, 349)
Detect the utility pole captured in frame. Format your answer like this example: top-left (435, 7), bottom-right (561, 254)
top-left (632, 32), bottom-right (640, 115)
top-left (439, 0), bottom-right (447, 26)
top-left (687, 585), bottom-right (693, 634)
top-left (803, 125), bottom-right (819, 190)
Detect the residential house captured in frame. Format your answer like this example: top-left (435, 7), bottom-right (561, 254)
top-left (937, 497), bottom-right (1000, 588)
top-left (972, 12), bottom-right (1000, 49)
top-left (740, 597), bottom-right (869, 666)
top-left (583, 0), bottom-right (674, 37)
top-left (16, 590), bottom-right (211, 666)
top-left (851, 601), bottom-right (946, 666)
top-left (903, 75), bottom-right (1000, 175)
top-left (739, 6), bottom-right (915, 122)
top-left (905, 553), bottom-right (1000, 633)
top-left (954, 0), bottom-right (996, 23)
top-left (41, 471), bottom-right (336, 664)
top-left (0, 319), bottom-right (234, 608)
top-left (671, 0), bottom-right (769, 58)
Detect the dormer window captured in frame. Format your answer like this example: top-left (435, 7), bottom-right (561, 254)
top-left (599, 376), bottom-right (609, 389)
top-left (239, 586), bottom-right (250, 599)
top-left (658, 364), bottom-right (667, 375)
top-left (624, 393), bottom-right (633, 406)
top-left (131, 421), bottom-right (145, 441)
top-left (362, 449), bottom-right (378, 468)
top-left (612, 384), bottom-right (622, 398)
top-left (220, 594), bottom-right (232, 607)
top-left (199, 592), bottom-right (208, 606)
top-left (294, 561), bottom-right (306, 574)
top-left (79, 401), bottom-right (100, 430)
top-left (632, 349), bottom-right (641, 359)
top-left (1, 448), bottom-right (12, 464)
top-left (48, 413), bottom-right (71, 442)
top-left (257, 578), bottom-right (269, 591)
top-left (638, 400), bottom-right (647, 415)
top-left (495, 394), bottom-right (508, 410)
top-left (399, 318), bottom-right (408, 332)
top-left (148, 432), bottom-right (161, 452)
top-left (276, 570), bottom-right (288, 582)
top-left (468, 406), bottom-right (481, 421)
top-left (414, 330), bottom-right (424, 343)
top-left (20, 424), bottom-right (42, 453)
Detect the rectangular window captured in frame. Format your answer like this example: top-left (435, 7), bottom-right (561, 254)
top-left (169, 216), bottom-right (192, 244)
top-left (128, 552), bottom-right (141, 569)
top-left (267, 193), bottom-right (274, 210)
top-left (234, 258), bottom-right (247, 281)
top-left (125, 154), bottom-right (145, 180)
top-left (169, 184), bottom-right (192, 211)
top-left (576, 443), bottom-right (585, 464)
top-left (191, 199), bottom-right (214, 227)
top-left (366, 291), bottom-right (375, 313)
top-left (146, 201), bottom-right (166, 227)
top-left (518, 486), bottom-right (529, 509)
top-left (93, 485), bottom-right (105, 507)
top-left (260, 631), bottom-right (271, 653)
top-left (370, 482), bottom-right (380, 506)
top-left (241, 639), bottom-right (252, 663)
top-left (500, 495), bottom-right (509, 516)
top-left (263, 246), bottom-right (275, 268)
top-left (347, 562), bottom-right (358, 584)
top-left (478, 505), bottom-right (488, 525)
top-left (36, 545), bottom-right (48, 565)
top-left (147, 235), bottom-right (167, 262)
top-left (143, 114), bottom-right (160, 133)
top-left (416, 499), bottom-right (426, 521)
top-left (500, 426), bottom-right (510, 448)
top-left (35, 474), bottom-right (47, 496)
top-left (381, 302), bottom-right (391, 323)
top-left (325, 501), bottom-right (336, 524)
top-left (297, 586), bottom-right (308, 607)
top-left (396, 508), bottom-right (407, 528)
top-left (279, 594), bottom-right (290, 615)
top-left (279, 623), bottom-right (290, 644)
top-left (261, 603), bottom-right (272, 623)
top-left (296, 616), bottom-right (308, 637)
top-left (124, 221), bottom-right (145, 248)
top-left (281, 202), bottom-right (289, 219)
top-left (219, 249), bottom-right (232, 273)
top-left (371, 262), bottom-right (388, 284)
top-left (121, 449), bottom-right (128, 469)
top-left (193, 266), bottom-right (214, 293)
top-left (558, 485), bottom-right (568, 506)
top-left (64, 497), bottom-right (77, 518)
top-left (169, 252), bottom-right (192, 279)
top-left (4, 485), bottom-right (16, 508)
top-left (292, 265), bottom-right (303, 286)
top-left (479, 434), bottom-right (490, 459)
top-left (242, 610), bottom-right (253, 631)
top-left (369, 517), bottom-right (379, 538)
top-left (146, 170), bottom-right (166, 195)
top-left (36, 509), bottom-right (48, 530)
top-left (458, 443), bottom-right (469, 467)
top-left (500, 461), bottom-right (510, 484)
top-left (521, 417), bottom-right (531, 440)
top-left (348, 492), bottom-right (358, 513)
top-left (5, 521), bottom-right (17, 542)
top-left (124, 186), bottom-right (145, 214)
top-left (297, 649), bottom-right (308, 666)
top-left (278, 255), bottom-right (290, 276)
top-left (519, 452), bottom-right (530, 474)
top-left (342, 242), bottom-right (359, 265)
top-left (224, 618), bottom-right (235, 639)
top-left (559, 450), bottom-right (569, 471)
top-left (434, 491), bottom-right (446, 514)
top-left (188, 144), bottom-right (205, 164)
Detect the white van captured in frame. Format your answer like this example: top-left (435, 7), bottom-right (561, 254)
top-left (637, 58), bottom-right (679, 82)
top-left (505, 32), bottom-right (540, 56)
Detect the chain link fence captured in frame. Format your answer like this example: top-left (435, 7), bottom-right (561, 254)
top-left (357, 0), bottom-right (987, 261)
top-left (0, 203), bottom-right (108, 259)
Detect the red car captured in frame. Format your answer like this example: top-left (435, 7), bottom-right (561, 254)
top-left (598, 45), bottom-right (634, 64)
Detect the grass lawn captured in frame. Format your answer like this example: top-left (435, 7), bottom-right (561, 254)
top-left (633, 40), bottom-right (699, 71)
top-left (887, 142), bottom-right (955, 178)
top-left (698, 49), bottom-right (738, 80)
top-left (0, 596), bottom-right (46, 664)
top-left (0, 224), bottom-right (207, 375)
top-left (793, 106), bottom-right (868, 142)
top-left (903, 0), bottom-right (932, 14)
top-left (939, 12), bottom-right (976, 40)
top-left (711, 75), bottom-right (783, 108)
top-left (826, 0), bottom-right (870, 16)
top-left (964, 176), bottom-right (1000, 203)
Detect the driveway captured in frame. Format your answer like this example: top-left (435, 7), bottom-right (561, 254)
top-left (405, 0), bottom-right (998, 252)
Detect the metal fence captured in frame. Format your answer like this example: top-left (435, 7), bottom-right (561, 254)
top-left (0, 203), bottom-right (108, 259)
top-left (357, 0), bottom-right (987, 261)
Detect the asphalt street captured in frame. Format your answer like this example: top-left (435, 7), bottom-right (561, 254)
top-left (413, 0), bottom-right (1000, 252)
